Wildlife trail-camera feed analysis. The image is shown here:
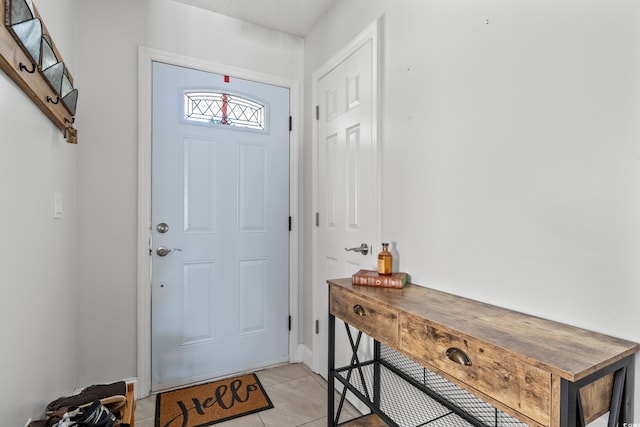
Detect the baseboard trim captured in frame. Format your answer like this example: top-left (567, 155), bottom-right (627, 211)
top-left (297, 343), bottom-right (314, 372)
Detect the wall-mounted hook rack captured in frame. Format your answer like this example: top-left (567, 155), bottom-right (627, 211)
top-left (0, 0), bottom-right (78, 143)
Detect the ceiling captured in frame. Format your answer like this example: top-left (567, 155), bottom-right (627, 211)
top-left (173, 0), bottom-right (337, 37)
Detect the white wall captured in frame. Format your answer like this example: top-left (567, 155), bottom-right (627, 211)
top-left (303, 0), bottom-right (640, 423)
top-left (74, 0), bottom-right (303, 389)
top-left (0, 1), bottom-right (78, 424)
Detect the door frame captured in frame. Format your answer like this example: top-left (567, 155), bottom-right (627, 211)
top-left (137, 46), bottom-right (301, 397)
top-left (311, 19), bottom-right (381, 374)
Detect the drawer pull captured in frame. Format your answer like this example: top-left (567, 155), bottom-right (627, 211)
top-left (446, 347), bottom-right (472, 366)
top-left (353, 304), bottom-right (366, 316)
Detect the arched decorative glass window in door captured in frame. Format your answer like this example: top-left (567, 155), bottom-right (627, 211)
top-left (184, 91), bottom-right (266, 130)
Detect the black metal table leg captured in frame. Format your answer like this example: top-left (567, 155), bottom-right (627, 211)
top-left (328, 313), bottom-right (335, 426)
top-left (623, 357), bottom-right (635, 423)
top-left (560, 355), bottom-right (635, 427)
top-left (334, 324), bottom-right (371, 424)
top-left (374, 340), bottom-right (381, 409)
top-left (343, 324), bottom-right (372, 403)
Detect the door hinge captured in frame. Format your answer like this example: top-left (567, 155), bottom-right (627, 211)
top-left (315, 105), bottom-right (319, 121)
top-left (289, 315), bottom-right (292, 331)
top-left (289, 115), bottom-right (292, 131)
top-left (288, 216), bottom-right (292, 231)
top-left (315, 212), bottom-right (319, 227)
top-left (315, 319), bottom-right (320, 334)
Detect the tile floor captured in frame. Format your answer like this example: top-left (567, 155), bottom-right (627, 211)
top-left (134, 363), bottom-right (361, 427)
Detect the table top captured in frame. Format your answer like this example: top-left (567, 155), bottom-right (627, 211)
top-left (328, 278), bottom-right (639, 381)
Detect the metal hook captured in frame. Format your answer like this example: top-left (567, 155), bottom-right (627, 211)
top-left (19, 62), bottom-right (37, 73)
top-left (47, 95), bottom-right (60, 104)
top-left (64, 117), bottom-right (75, 124)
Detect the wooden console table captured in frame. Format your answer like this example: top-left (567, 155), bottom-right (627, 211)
top-left (327, 278), bottom-right (638, 427)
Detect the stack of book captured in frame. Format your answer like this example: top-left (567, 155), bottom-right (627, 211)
top-left (351, 269), bottom-right (408, 288)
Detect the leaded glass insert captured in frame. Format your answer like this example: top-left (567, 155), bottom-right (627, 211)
top-left (184, 92), bottom-right (265, 130)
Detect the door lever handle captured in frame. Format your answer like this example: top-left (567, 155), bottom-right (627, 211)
top-left (344, 243), bottom-right (369, 255)
top-left (156, 245), bottom-right (183, 256)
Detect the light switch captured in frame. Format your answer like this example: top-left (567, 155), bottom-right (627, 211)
top-left (53, 192), bottom-right (63, 219)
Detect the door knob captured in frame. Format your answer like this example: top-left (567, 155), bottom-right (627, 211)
top-left (156, 245), bottom-right (183, 256)
top-left (344, 243), bottom-right (369, 255)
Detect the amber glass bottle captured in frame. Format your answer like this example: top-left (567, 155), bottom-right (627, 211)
top-left (377, 243), bottom-right (392, 275)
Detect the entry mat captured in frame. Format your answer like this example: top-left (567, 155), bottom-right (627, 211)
top-left (155, 373), bottom-right (273, 427)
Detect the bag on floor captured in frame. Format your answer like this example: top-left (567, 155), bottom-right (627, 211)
top-left (37, 401), bottom-right (119, 427)
top-left (46, 381), bottom-right (127, 415)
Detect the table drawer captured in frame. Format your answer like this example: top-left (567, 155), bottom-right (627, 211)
top-left (329, 284), bottom-right (399, 347)
top-left (401, 312), bottom-right (551, 426)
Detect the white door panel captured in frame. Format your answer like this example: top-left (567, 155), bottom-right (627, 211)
top-left (151, 62), bottom-right (289, 391)
top-left (316, 36), bottom-right (377, 382)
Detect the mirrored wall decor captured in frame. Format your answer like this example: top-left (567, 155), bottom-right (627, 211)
top-left (39, 33), bottom-right (56, 69)
top-left (40, 34), bottom-right (63, 96)
top-left (5, 0), bottom-right (31, 24)
top-left (5, 0), bottom-right (42, 70)
top-left (10, 19), bottom-right (40, 69)
top-left (42, 62), bottom-right (63, 96)
top-left (1, 0), bottom-right (79, 142)
top-left (61, 67), bottom-right (72, 96)
top-left (62, 88), bottom-right (77, 116)
top-left (60, 68), bottom-right (77, 115)
top-left (40, 34), bottom-right (78, 116)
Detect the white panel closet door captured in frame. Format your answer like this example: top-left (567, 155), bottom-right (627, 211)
top-left (317, 37), bottom-right (376, 381)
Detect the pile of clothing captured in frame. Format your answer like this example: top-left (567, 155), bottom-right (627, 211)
top-left (29, 381), bottom-right (128, 427)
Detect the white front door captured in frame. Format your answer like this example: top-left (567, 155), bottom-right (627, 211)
top-left (151, 62), bottom-right (290, 391)
top-left (313, 24), bottom-right (379, 384)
